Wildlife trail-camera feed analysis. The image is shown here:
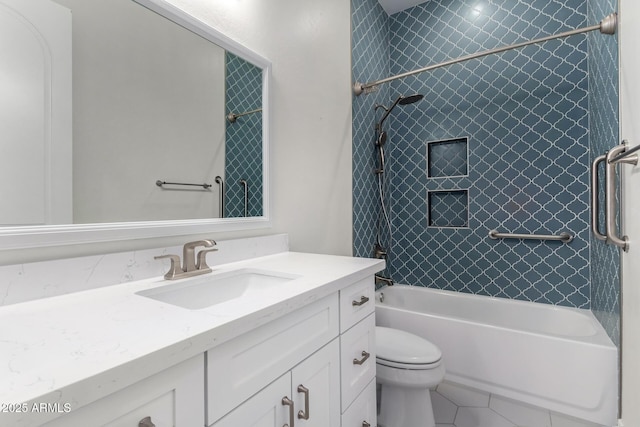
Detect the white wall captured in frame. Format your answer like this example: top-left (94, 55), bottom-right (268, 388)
top-left (167, 0), bottom-right (354, 256)
top-left (619, 0), bottom-right (640, 424)
top-left (55, 0), bottom-right (226, 223)
top-left (0, 0), bottom-right (353, 264)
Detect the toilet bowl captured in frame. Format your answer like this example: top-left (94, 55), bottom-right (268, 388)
top-left (376, 326), bottom-right (445, 427)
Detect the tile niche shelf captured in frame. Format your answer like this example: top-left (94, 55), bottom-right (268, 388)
top-left (428, 189), bottom-right (469, 228)
top-left (427, 137), bottom-right (469, 179)
top-left (426, 137), bottom-right (470, 228)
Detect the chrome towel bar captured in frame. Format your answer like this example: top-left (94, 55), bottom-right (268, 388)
top-left (156, 180), bottom-right (212, 189)
top-left (488, 230), bottom-right (574, 243)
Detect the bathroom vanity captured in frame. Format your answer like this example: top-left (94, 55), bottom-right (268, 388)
top-left (0, 251), bottom-right (383, 427)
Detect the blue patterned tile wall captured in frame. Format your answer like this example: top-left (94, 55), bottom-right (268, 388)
top-left (352, 0), bottom-right (596, 308)
top-left (225, 52), bottom-right (263, 218)
top-left (387, 0), bottom-right (590, 307)
top-left (587, 0), bottom-right (620, 345)
top-left (352, 0), bottom-right (391, 268)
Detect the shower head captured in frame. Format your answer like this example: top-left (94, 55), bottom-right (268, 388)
top-left (376, 93), bottom-right (423, 131)
top-left (398, 94), bottom-right (424, 105)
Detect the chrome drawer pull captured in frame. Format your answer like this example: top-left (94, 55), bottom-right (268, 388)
top-left (297, 384), bottom-right (310, 420)
top-left (352, 296), bottom-right (370, 306)
top-left (353, 350), bottom-right (370, 365)
top-left (362, 422), bottom-right (371, 427)
top-left (139, 417), bottom-right (156, 427)
top-left (282, 396), bottom-right (295, 427)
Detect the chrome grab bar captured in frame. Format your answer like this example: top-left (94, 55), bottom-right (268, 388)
top-left (215, 176), bottom-right (224, 218)
top-left (590, 154), bottom-right (607, 242)
top-left (609, 142), bottom-right (640, 164)
top-left (605, 143), bottom-right (636, 251)
top-left (590, 141), bottom-right (637, 251)
top-left (488, 229), bottom-right (573, 243)
top-left (240, 179), bottom-right (248, 217)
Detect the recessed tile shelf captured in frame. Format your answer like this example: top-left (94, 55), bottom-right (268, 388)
top-left (428, 190), bottom-right (469, 228)
top-left (427, 137), bottom-right (469, 178)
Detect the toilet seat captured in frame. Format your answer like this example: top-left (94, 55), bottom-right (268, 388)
top-left (376, 357), bottom-right (442, 370)
top-left (376, 326), bottom-right (442, 367)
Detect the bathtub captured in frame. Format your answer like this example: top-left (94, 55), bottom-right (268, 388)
top-left (375, 285), bottom-right (618, 426)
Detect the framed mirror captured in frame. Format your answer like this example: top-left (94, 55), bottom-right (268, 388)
top-left (0, 0), bottom-right (271, 249)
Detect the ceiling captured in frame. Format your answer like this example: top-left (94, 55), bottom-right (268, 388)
top-left (377, 0), bottom-right (427, 15)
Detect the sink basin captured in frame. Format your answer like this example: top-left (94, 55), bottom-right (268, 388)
top-left (137, 268), bottom-right (299, 309)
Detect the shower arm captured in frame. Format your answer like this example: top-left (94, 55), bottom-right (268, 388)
top-left (353, 13), bottom-right (617, 96)
top-left (375, 97), bottom-right (403, 131)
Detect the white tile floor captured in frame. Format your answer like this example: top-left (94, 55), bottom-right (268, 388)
top-left (430, 381), bottom-right (608, 427)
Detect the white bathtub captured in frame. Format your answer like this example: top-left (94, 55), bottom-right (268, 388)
top-left (375, 285), bottom-right (618, 425)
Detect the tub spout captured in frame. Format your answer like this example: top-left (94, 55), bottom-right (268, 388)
top-left (375, 274), bottom-right (394, 287)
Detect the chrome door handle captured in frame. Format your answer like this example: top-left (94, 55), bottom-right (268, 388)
top-left (590, 154), bottom-right (607, 242)
top-left (139, 417), bottom-right (156, 427)
top-left (297, 384), bottom-right (310, 420)
top-left (352, 296), bottom-right (370, 306)
top-left (282, 396), bottom-right (295, 427)
top-left (353, 350), bottom-right (370, 365)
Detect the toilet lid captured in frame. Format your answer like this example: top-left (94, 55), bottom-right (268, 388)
top-left (376, 326), bottom-right (442, 365)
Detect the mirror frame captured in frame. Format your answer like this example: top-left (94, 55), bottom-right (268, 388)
top-left (0, 0), bottom-right (271, 250)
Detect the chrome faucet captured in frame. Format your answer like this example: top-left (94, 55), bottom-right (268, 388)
top-left (183, 240), bottom-right (215, 272)
top-left (155, 239), bottom-right (218, 280)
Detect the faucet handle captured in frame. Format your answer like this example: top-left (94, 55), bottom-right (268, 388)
top-left (154, 254), bottom-right (182, 280)
top-left (196, 248), bottom-right (218, 271)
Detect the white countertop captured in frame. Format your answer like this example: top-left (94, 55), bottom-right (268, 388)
top-left (0, 252), bottom-right (384, 426)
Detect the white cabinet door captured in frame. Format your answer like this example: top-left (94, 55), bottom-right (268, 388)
top-left (213, 339), bottom-right (341, 427)
top-left (43, 355), bottom-right (204, 427)
top-left (292, 339), bottom-right (341, 427)
top-left (213, 373), bottom-right (291, 427)
top-left (207, 294), bottom-right (339, 424)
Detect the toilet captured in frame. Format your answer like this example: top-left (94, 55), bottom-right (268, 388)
top-left (376, 326), bottom-right (445, 427)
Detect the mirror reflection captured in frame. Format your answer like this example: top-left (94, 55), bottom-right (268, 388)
top-left (0, 0), bottom-right (264, 226)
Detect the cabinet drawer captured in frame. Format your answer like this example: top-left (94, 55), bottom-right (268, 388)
top-left (341, 378), bottom-right (377, 427)
top-left (207, 293), bottom-right (339, 424)
top-left (339, 277), bottom-right (375, 332)
top-left (43, 355), bottom-right (204, 427)
top-left (340, 313), bottom-right (376, 411)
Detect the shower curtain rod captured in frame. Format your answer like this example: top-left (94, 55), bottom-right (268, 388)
top-left (353, 13), bottom-right (617, 96)
top-left (226, 108), bottom-right (263, 123)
